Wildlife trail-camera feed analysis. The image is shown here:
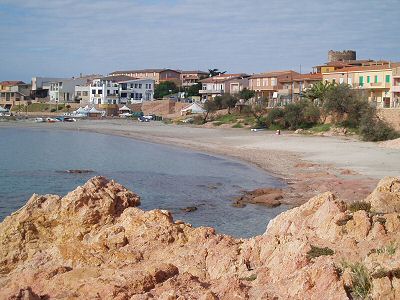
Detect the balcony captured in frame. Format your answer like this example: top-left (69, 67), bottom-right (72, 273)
top-left (392, 86), bottom-right (400, 92)
top-left (369, 82), bottom-right (391, 88)
top-left (199, 89), bottom-right (224, 94)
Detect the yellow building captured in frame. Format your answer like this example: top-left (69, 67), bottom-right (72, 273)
top-left (322, 64), bottom-right (396, 108)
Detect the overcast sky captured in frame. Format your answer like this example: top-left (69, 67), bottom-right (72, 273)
top-left (0, 0), bottom-right (399, 82)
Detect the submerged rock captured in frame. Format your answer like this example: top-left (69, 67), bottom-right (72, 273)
top-left (1, 176), bottom-right (400, 299)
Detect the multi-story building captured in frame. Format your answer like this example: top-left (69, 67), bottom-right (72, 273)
top-left (109, 69), bottom-right (181, 85)
top-left (180, 70), bottom-right (208, 87)
top-left (31, 77), bottom-right (67, 100)
top-left (74, 85), bottom-right (91, 104)
top-left (0, 81), bottom-right (32, 110)
top-left (392, 65), bottom-right (400, 108)
top-left (89, 75), bottom-right (154, 105)
top-left (249, 70), bottom-right (299, 105)
top-left (48, 77), bottom-right (91, 103)
top-left (199, 74), bottom-right (249, 101)
top-left (322, 64), bottom-right (396, 108)
top-left (278, 73), bottom-right (323, 103)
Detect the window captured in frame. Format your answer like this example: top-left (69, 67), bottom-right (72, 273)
top-left (339, 78), bottom-right (344, 84)
top-left (121, 93), bottom-right (127, 98)
top-left (359, 76), bottom-right (364, 87)
top-left (386, 75), bottom-right (391, 83)
top-left (374, 75), bottom-right (378, 83)
top-left (130, 84), bottom-right (134, 88)
top-left (256, 79), bottom-right (261, 86)
top-left (139, 93), bottom-right (143, 99)
top-left (138, 84), bottom-right (142, 88)
top-left (332, 79), bottom-right (336, 84)
top-left (121, 83), bottom-right (127, 90)
top-left (347, 78), bottom-right (353, 85)
top-left (77, 91), bottom-right (81, 96)
top-left (83, 91), bottom-right (88, 96)
top-left (271, 78), bottom-right (277, 86)
top-left (98, 90), bottom-right (102, 94)
top-left (367, 76), bottom-right (370, 83)
top-left (134, 84), bottom-right (138, 88)
top-left (262, 78), bottom-right (268, 86)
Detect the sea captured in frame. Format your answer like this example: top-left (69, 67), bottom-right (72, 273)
top-left (0, 127), bottom-right (288, 238)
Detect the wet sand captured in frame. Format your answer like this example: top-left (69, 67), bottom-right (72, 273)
top-left (2, 119), bottom-right (399, 205)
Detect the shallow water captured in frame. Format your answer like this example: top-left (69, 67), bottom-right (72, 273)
top-left (0, 127), bottom-right (287, 237)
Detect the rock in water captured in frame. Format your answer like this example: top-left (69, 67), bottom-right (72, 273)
top-left (1, 176), bottom-right (400, 299)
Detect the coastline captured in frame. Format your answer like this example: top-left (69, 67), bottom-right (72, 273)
top-left (1, 119), bottom-right (396, 205)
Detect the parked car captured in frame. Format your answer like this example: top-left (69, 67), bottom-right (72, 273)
top-left (138, 116), bottom-right (150, 122)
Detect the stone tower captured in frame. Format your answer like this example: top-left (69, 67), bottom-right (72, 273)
top-left (328, 50), bottom-right (356, 62)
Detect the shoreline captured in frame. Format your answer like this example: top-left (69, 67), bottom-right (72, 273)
top-left (1, 119), bottom-right (395, 205)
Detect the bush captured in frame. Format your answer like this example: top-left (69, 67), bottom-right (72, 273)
top-left (232, 122), bottom-right (243, 128)
top-left (50, 108), bottom-right (57, 112)
top-left (266, 100), bottom-right (320, 130)
top-left (348, 201), bottom-right (371, 213)
top-left (341, 262), bottom-right (372, 299)
top-left (359, 111), bottom-right (400, 141)
top-left (307, 245), bottom-right (334, 260)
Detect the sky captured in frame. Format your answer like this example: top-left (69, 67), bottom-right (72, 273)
top-left (0, 0), bottom-right (399, 82)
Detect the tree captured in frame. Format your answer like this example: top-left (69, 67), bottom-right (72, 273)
top-left (221, 94), bottom-right (238, 114)
top-left (154, 81), bottom-right (178, 99)
top-left (249, 98), bottom-right (268, 128)
top-left (208, 69), bottom-right (227, 77)
top-left (303, 81), bottom-right (334, 106)
top-left (203, 99), bottom-right (218, 123)
top-left (238, 88), bottom-right (255, 101)
top-left (185, 82), bottom-right (202, 97)
top-left (213, 96), bottom-right (224, 110)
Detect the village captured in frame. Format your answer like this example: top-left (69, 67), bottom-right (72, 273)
top-left (1, 49), bottom-right (400, 141)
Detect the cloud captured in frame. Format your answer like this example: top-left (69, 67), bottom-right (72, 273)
top-left (0, 0), bottom-right (399, 81)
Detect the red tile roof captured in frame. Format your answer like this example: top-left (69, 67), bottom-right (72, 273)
top-left (250, 70), bottom-right (297, 79)
top-left (324, 63), bottom-right (399, 74)
top-left (200, 74), bottom-right (248, 83)
top-left (0, 80), bottom-right (25, 86)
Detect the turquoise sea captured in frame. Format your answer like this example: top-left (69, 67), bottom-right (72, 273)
top-left (0, 127), bottom-right (287, 237)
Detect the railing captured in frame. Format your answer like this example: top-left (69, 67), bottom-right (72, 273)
top-left (392, 86), bottom-right (400, 92)
top-left (199, 89), bottom-right (224, 94)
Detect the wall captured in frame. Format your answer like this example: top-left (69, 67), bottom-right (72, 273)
top-left (378, 109), bottom-right (400, 131)
top-left (328, 50), bottom-right (356, 62)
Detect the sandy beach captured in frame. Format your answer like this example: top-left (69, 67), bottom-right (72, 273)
top-left (2, 119), bottom-right (399, 205)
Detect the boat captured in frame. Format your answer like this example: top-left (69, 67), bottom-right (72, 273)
top-left (34, 117), bottom-right (45, 123)
top-left (46, 117), bottom-right (60, 123)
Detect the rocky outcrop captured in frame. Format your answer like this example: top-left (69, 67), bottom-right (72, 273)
top-left (1, 176), bottom-right (400, 299)
top-left (233, 188), bottom-right (283, 208)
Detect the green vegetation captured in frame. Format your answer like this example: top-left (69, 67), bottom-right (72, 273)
top-left (238, 88), bottom-right (255, 101)
top-left (185, 82), bottom-right (202, 97)
top-left (240, 274), bottom-right (257, 281)
top-left (348, 201), bottom-right (371, 213)
top-left (341, 262), bottom-right (372, 299)
top-left (306, 245), bottom-right (334, 260)
top-left (214, 114), bottom-right (239, 124)
top-left (154, 81), bottom-right (178, 99)
top-left (372, 242), bottom-right (397, 256)
top-left (232, 122), bottom-right (243, 128)
top-left (309, 124), bottom-right (332, 133)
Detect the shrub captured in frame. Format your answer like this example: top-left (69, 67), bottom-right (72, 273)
top-left (50, 108), bottom-right (57, 112)
top-left (265, 108), bottom-right (285, 128)
top-left (241, 274), bottom-right (257, 281)
top-left (348, 201), bottom-right (371, 213)
top-left (232, 122), bottom-right (243, 128)
top-left (341, 262), bottom-right (372, 299)
top-left (307, 245), bottom-right (334, 260)
top-left (359, 112), bottom-right (400, 142)
top-left (310, 124), bottom-right (332, 133)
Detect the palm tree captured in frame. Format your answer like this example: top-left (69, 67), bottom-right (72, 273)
top-left (303, 81), bottom-right (334, 106)
top-left (208, 69), bottom-right (227, 77)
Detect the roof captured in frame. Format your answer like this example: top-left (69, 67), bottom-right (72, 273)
top-left (110, 69), bottom-right (181, 75)
top-left (180, 70), bottom-right (208, 74)
top-left (323, 63), bottom-right (399, 74)
top-left (200, 73), bottom-right (249, 83)
top-left (293, 73), bottom-right (323, 82)
top-left (100, 75), bottom-right (137, 82)
top-left (0, 80), bottom-right (25, 86)
top-left (250, 70), bottom-right (297, 79)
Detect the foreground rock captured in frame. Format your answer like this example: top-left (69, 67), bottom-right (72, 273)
top-left (1, 176), bottom-right (400, 299)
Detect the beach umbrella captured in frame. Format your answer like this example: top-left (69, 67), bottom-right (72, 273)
top-left (119, 105), bottom-right (131, 112)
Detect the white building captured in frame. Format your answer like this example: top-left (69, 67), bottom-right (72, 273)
top-left (89, 75), bottom-right (154, 105)
top-left (48, 76), bottom-right (98, 103)
top-left (74, 85), bottom-right (91, 104)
